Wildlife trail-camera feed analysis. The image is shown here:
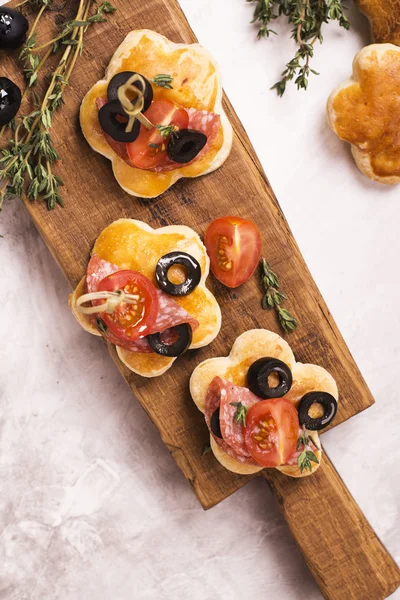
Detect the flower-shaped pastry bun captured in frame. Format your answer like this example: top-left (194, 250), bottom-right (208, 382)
top-left (356, 0), bottom-right (400, 45)
top-left (70, 219), bottom-right (221, 378)
top-left (80, 30), bottom-right (232, 198)
top-left (190, 330), bottom-right (338, 478)
top-left (327, 44), bottom-right (400, 184)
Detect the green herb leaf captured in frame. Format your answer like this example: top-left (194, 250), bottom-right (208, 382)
top-left (260, 257), bottom-right (298, 333)
top-left (306, 450), bottom-right (319, 464)
top-left (248, 0), bottom-right (350, 95)
top-left (230, 402), bottom-right (249, 427)
top-left (152, 73), bottom-right (174, 89)
top-left (155, 124), bottom-right (179, 138)
top-left (96, 319), bottom-right (108, 335)
top-left (0, 0), bottom-right (116, 213)
top-left (296, 426), bottom-right (319, 473)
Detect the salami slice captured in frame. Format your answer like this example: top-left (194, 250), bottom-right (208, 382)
top-left (204, 377), bottom-right (259, 466)
top-left (153, 290), bottom-right (199, 336)
top-left (86, 255), bottom-right (199, 353)
top-left (86, 253), bottom-right (120, 294)
top-left (219, 378), bottom-right (259, 457)
top-left (96, 98), bottom-right (221, 173)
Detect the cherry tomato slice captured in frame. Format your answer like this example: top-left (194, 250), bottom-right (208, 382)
top-left (126, 100), bottom-right (189, 170)
top-left (96, 270), bottom-right (159, 342)
top-left (244, 398), bottom-right (299, 467)
top-left (204, 216), bottom-right (262, 288)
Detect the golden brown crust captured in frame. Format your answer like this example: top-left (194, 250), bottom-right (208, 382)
top-left (79, 30), bottom-right (232, 198)
top-left (190, 330), bottom-right (339, 478)
top-left (327, 44), bottom-right (400, 184)
top-left (70, 219), bottom-right (221, 377)
top-left (356, 0), bottom-right (400, 45)
top-left (210, 436), bottom-right (263, 475)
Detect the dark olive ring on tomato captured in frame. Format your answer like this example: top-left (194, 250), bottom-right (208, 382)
top-left (98, 100), bottom-right (140, 143)
top-left (297, 391), bottom-right (338, 431)
top-left (247, 357), bottom-right (293, 399)
top-left (0, 77), bottom-right (22, 126)
top-left (155, 251), bottom-right (201, 297)
top-left (210, 408), bottom-right (223, 439)
top-left (167, 129), bottom-right (207, 164)
top-left (0, 7), bottom-right (29, 49)
top-left (107, 71), bottom-right (153, 113)
top-left (147, 323), bottom-right (192, 357)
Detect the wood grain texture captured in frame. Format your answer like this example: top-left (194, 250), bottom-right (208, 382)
top-left (3, 2), bottom-right (399, 598)
top-left (263, 458), bottom-right (400, 600)
top-left (1, 0), bottom-right (376, 508)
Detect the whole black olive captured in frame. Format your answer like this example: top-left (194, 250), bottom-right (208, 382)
top-left (0, 7), bottom-right (29, 50)
top-left (298, 391), bottom-right (338, 431)
top-left (107, 71), bottom-right (153, 113)
top-left (0, 77), bottom-right (21, 126)
top-left (98, 100), bottom-right (140, 143)
top-left (147, 323), bottom-right (192, 357)
top-left (167, 129), bottom-right (207, 163)
top-left (210, 408), bottom-right (223, 439)
top-left (247, 357), bottom-right (293, 399)
top-left (155, 252), bottom-right (201, 297)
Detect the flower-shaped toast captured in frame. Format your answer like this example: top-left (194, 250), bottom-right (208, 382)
top-left (356, 0), bottom-right (400, 45)
top-left (70, 219), bottom-right (221, 377)
top-left (327, 44), bottom-right (400, 184)
top-left (80, 30), bottom-right (232, 198)
top-left (190, 330), bottom-right (338, 478)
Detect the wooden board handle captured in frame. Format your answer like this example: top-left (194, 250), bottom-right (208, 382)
top-left (262, 450), bottom-right (400, 600)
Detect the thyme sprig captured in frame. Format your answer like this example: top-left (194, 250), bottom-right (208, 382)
top-left (230, 402), bottom-right (249, 427)
top-left (261, 258), bottom-right (298, 333)
top-left (248, 0), bottom-right (350, 95)
top-left (156, 124), bottom-right (179, 138)
top-left (0, 1), bottom-right (116, 211)
top-left (152, 74), bottom-right (174, 89)
top-left (297, 426), bottom-right (319, 473)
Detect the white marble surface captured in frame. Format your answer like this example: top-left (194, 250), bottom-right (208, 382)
top-left (0, 1), bottom-right (399, 598)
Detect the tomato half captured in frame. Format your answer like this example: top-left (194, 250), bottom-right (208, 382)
top-left (204, 217), bottom-right (262, 288)
top-left (127, 100), bottom-right (189, 170)
top-left (96, 270), bottom-right (159, 343)
top-left (244, 398), bottom-right (299, 467)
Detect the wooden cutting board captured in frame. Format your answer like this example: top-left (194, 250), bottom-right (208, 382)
top-left (3, 1), bottom-right (400, 599)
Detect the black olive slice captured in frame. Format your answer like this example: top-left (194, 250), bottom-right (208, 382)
top-left (298, 391), bottom-right (338, 431)
top-left (0, 77), bottom-right (21, 126)
top-left (98, 100), bottom-right (140, 143)
top-left (210, 408), bottom-right (223, 439)
top-left (247, 357), bottom-right (293, 399)
top-left (156, 252), bottom-right (201, 297)
top-left (0, 7), bottom-right (29, 49)
top-left (147, 323), bottom-right (192, 357)
top-left (167, 129), bottom-right (207, 164)
top-left (107, 71), bottom-right (153, 113)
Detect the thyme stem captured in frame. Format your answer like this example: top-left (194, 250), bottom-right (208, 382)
top-left (0, 0), bottom-right (116, 211)
top-left (260, 258), bottom-right (298, 333)
top-left (248, 0), bottom-right (350, 95)
top-left (28, 3), bottom-right (47, 40)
